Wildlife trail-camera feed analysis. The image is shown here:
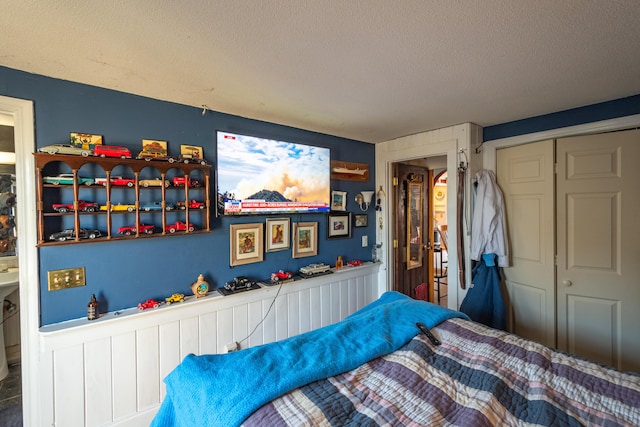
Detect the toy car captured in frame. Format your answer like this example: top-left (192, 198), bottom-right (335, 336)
top-left (347, 260), bottom-right (364, 267)
top-left (49, 228), bottom-right (103, 241)
top-left (94, 145), bottom-right (131, 159)
top-left (137, 299), bottom-right (160, 310)
top-left (117, 223), bottom-right (155, 235)
top-left (271, 270), bottom-right (293, 282)
top-left (139, 177), bottom-right (170, 188)
top-left (299, 263), bottom-right (331, 276)
top-left (140, 201), bottom-right (175, 211)
top-left (137, 150), bottom-right (176, 163)
top-left (94, 176), bottom-right (135, 187)
top-left (165, 293), bottom-right (185, 304)
top-left (43, 173), bottom-right (94, 186)
top-left (177, 154), bottom-right (207, 165)
top-left (172, 177), bottom-right (200, 187)
top-left (224, 276), bottom-right (255, 291)
top-left (176, 200), bottom-right (205, 210)
top-left (100, 203), bottom-right (136, 212)
top-left (38, 144), bottom-right (93, 157)
top-left (52, 200), bottom-right (99, 213)
top-left (165, 221), bottom-right (196, 233)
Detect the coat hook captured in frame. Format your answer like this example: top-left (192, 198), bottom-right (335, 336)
top-left (201, 105), bottom-right (209, 116)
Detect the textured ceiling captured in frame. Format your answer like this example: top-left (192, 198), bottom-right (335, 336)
top-left (2, 1), bottom-right (640, 143)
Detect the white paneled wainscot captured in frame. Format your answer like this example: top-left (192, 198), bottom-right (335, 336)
top-left (37, 264), bottom-right (380, 426)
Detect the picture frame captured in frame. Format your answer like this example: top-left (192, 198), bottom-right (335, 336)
top-left (292, 222), bottom-right (318, 258)
top-left (180, 144), bottom-right (205, 160)
top-left (354, 214), bottom-right (368, 227)
top-left (142, 139), bottom-right (168, 151)
top-left (265, 217), bottom-right (290, 252)
top-left (229, 223), bottom-right (264, 266)
top-left (331, 190), bottom-right (347, 211)
top-left (327, 213), bottom-right (352, 239)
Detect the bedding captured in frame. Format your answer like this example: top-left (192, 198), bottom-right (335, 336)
top-left (245, 318), bottom-right (640, 427)
top-left (151, 292), bottom-right (640, 426)
top-left (151, 292), bottom-right (468, 427)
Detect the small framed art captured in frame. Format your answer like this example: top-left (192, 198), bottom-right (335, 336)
top-left (331, 191), bottom-right (347, 211)
top-left (354, 214), bottom-right (368, 227)
top-left (230, 223), bottom-right (264, 266)
top-left (292, 222), bottom-right (318, 258)
top-left (265, 218), bottom-right (290, 252)
top-left (327, 213), bottom-right (351, 239)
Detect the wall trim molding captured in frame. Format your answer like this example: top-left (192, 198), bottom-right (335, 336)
top-left (482, 113), bottom-right (640, 170)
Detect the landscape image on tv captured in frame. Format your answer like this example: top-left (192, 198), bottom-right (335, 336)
top-left (217, 131), bottom-right (331, 214)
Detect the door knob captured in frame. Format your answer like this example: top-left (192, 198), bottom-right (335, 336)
top-left (562, 279), bottom-right (572, 287)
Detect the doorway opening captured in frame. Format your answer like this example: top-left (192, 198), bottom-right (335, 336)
top-left (433, 170), bottom-right (448, 307)
top-left (391, 155), bottom-right (447, 305)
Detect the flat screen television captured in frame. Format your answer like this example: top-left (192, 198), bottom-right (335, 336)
top-left (217, 131), bottom-right (331, 215)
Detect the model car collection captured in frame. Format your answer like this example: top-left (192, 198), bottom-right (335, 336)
top-left (165, 293), bottom-right (185, 304)
top-left (43, 173), bottom-right (94, 186)
top-left (137, 299), bottom-right (160, 310)
top-left (172, 177), bottom-right (200, 187)
top-left (49, 228), bottom-right (104, 241)
top-left (140, 201), bottom-right (175, 211)
top-left (165, 221), bottom-right (195, 233)
top-left (176, 200), bottom-right (205, 210)
top-left (271, 270), bottom-right (293, 282)
top-left (94, 176), bottom-right (136, 187)
top-left (100, 203), bottom-right (136, 212)
top-left (139, 177), bottom-right (170, 188)
top-left (52, 200), bottom-right (99, 213)
top-left (224, 276), bottom-right (255, 291)
top-left (38, 144), bottom-right (93, 157)
top-left (93, 145), bottom-right (132, 159)
top-left (117, 223), bottom-right (155, 235)
top-left (299, 263), bottom-right (331, 276)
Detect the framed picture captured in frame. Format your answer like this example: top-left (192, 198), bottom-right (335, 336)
top-left (229, 223), bottom-right (264, 266)
top-left (292, 222), bottom-right (318, 258)
top-left (354, 214), bottom-right (368, 227)
top-left (180, 144), bottom-right (204, 161)
top-left (327, 213), bottom-right (352, 239)
top-left (265, 217), bottom-right (290, 252)
top-left (331, 190), bottom-right (347, 211)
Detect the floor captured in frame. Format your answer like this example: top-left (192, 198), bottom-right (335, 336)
top-left (0, 360), bottom-right (21, 410)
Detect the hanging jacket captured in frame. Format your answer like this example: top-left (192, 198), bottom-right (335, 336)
top-left (470, 170), bottom-right (509, 267)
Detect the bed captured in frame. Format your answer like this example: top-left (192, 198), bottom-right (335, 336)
top-left (151, 292), bottom-right (640, 427)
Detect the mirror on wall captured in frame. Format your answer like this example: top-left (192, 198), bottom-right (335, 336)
top-left (406, 179), bottom-right (423, 270)
top-left (0, 122), bottom-right (16, 257)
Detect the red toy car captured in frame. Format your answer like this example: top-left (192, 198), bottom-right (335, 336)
top-left (94, 145), bottom-right (131, 159)
top-left (177, 200), bottom-right (205, 210)
top-left (118, 223), bottom-right (155, 236)
top-left (172, 177), bottom-right (200, 187)
top-left (52, 200), bottom-right (99, 213)
top-left (108, 176), bottom-right (135, 187)
top-left (137, 299), bottom-right (160, 310)
top-left (165, 221), bottom-right (196, 233)
top-left (270, 270), bottom-right (293, 282)
top-left (347, 260), bottom-right (364, 267)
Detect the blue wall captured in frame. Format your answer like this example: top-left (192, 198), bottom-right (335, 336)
top-left (0, 66), bottom-right (376, 325)
top-left (483, 94), bottom-right (640, 141)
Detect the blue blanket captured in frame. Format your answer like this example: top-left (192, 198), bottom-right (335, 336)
top-left (151, 291), bottom-right (468, 427)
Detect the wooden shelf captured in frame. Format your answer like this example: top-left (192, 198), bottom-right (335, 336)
top-left (35, 153), bottom-right (213, 246)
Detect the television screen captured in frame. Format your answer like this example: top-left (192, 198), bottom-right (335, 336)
top-left (217, 131), bottom-right (331, 215)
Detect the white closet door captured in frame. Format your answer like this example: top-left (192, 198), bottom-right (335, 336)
top-left (556, 129), bottom-right (640, 372)
top-left (497, 140), bottom-right (555, 347)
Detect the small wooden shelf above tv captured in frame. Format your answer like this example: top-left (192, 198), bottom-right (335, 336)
top-left (331, 160), bottom-right (369, 182)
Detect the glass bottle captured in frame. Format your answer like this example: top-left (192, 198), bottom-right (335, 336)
top-left (336, 255), bottom-right (343, 269)
top-left (88, 294), bottom-right (99, 320)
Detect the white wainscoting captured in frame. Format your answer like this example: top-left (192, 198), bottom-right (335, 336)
top-left (36, 264), bottom-right (379, 427)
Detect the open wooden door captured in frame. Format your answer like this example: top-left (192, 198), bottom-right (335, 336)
top-left (392, 162), bottom-right (434, 301)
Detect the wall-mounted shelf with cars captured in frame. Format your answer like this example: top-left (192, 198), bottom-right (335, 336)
top-left (34, 152), bottom-right (212, 246)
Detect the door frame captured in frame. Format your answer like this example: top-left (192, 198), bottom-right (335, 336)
top-left (482, 114), bottom-right (640, 168)
top-left (0, 95), bottom-right (39, 426)
top-left (375, 124), bottom-right (477, 310)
